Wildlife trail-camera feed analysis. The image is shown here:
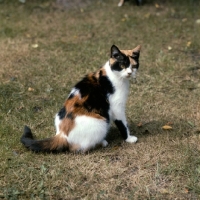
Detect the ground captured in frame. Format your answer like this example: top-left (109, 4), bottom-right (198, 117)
top-left (0, 0), bottom-right (200, 199)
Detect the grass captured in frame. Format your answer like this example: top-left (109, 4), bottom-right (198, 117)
top-left (0, 0), bottom-right (200, 199)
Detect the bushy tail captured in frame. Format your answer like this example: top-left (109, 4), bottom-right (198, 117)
top-left (20, 126), bottom-right (68, 153)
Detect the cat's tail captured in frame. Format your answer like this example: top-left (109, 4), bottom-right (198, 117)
top-left (20, 126), bottom-right (68, 153)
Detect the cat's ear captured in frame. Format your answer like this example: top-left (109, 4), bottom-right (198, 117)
top-left (132, 45), bottom-right (141, 58)
top-left (111, 45), bottom-right (123, 60)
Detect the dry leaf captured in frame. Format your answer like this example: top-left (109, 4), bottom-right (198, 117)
top-left (155, 3), bottom-right (160, 8)
top-left (159, 188), bottom-right (169, 194)
top-left (184, 188), bottom-right (189, 193)
top-left (32, 44), bottom-right (39, 48)
top-left (196, 19), bottom-right (200, 24)
top-left (28, 87), bottom-right (35, 92)
top-left (162, 125), bottom-right (172, 130)
top-left (137, 122), bottom-right (143, 127)
top-left (168, 46), bottom-right (172, 50)
top-left (187, 41), bottom-right (191, 47)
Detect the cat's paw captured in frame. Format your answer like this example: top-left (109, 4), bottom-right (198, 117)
top-left (125, 136), bottom-right (138, 143)
top-left (118, 2), bottom-right (123, 6)
top-left (101, 140), bottom-right (108, 147)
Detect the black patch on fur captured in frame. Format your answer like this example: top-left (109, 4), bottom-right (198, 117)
top-left (136, 0), bottom-right (142, 6)
top-left (58, 107), bottom-right (66, 120)
top-left (21, 126), bottom-right (67, 153)
top-left (74, 72), bottom-right (114, 123)
top-left (92, 75), bottom-right (97, 82)
top-left (110, 45), bottom-right (130, 71)
top-left (114, 120), bottom-right (128, 140)
top-left (111, 56), bottom-right (130, 71)
top-left (66, 112), bottom-right (74, 120)
top-left (20, 126), bottom-right (43, 152)
top-left (131, 52), bottom-right (140, 69)
top-left (68, 93), bottom-right (74, 99)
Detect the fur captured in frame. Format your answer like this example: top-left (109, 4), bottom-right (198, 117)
top-left (20, 44), bottom-right (141, 153)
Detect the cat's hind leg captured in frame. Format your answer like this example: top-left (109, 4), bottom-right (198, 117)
top-left (101, 140), bottom-right (108, 147)
top-left (67, 116), bottom-right (109, 152)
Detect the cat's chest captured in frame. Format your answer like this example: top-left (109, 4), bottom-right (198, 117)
top-left (108, 80), bottom-right (129, 104)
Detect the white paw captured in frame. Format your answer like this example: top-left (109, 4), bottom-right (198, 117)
top-left (101, 140), bottom-right (108, 147)
top-left (125, 136), bottom-right (138, 143)
top-left (118, 2), bottom-right (123, 6)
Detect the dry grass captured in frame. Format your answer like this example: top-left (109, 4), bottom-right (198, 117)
top-left (0, 0), bottom-right (200, 199)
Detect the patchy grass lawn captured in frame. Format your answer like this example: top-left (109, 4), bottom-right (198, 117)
top-left (0, 0), bottom-right (200, 199)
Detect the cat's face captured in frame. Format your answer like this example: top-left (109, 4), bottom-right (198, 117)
top-left (109, 45), bottom-right (141, 79)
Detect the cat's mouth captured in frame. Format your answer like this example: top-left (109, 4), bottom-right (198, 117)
top-left (126, 74), bottom-right (132, 78)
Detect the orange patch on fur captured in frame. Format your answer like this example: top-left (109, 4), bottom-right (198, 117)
top-left (64, 92), bottom-right (105, 123)
top-left (121, 45), bottom-right (141, 57)
top-left (69, 143), bottom-right (81, 152)
top-left (100, 68), bottom-right (107, 76)
top-left (129, 58), bottom-right (137, 66)
top-left (121, 50), bottom-right (133, 56)
top-left (73, 97), bottom-right (105, 119)
top-left (87, 73), bottom-right (99, 86)
top-left (59, 118), bottom-right (75, 136)
top-left (42, 134), bottom-right (68, 151)
top-left (109, 58), bottom-right (116, 66)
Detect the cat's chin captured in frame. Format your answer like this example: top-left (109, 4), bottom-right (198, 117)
top-left (126, 73), bottom-right (137, 79)
top-left (126, 75), bottom-right (132, 79)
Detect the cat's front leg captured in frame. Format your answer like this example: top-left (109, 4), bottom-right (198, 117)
top-left (114, 119), bottom-right (137, 143)
top-left (125, 135), bottom-right (138, 143)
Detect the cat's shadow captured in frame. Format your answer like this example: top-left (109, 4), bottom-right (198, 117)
top-left (106, 119), bottom-right (195, 144)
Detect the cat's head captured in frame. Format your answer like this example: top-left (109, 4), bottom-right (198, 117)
top-left (109, 45), bottom-right (141, 79)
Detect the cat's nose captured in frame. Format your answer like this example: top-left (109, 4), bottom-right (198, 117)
top-left (128, 72), bottom-right (132, 75)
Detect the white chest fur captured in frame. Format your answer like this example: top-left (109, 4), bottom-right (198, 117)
top-left (104, 61), bottom-right (130, 120)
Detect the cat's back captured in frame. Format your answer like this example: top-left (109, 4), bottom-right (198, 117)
top-left (74, 67), bottom-right (114, 98)
top-left (63, 67), bottom-right (115, 122)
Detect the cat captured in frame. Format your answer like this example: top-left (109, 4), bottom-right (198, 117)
top-left (20, 44), bottom-right (141, 153)
top-left (118, 0), bottom-right (142, 7)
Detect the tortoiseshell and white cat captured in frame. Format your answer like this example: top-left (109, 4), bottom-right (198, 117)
top-left (21, 44), bottom-right (141, 153)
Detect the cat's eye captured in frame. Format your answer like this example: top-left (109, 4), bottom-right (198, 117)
top-left (121, 65), bottom-right (125, 69)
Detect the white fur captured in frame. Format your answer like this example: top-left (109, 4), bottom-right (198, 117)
top-left (104, 61), bottom-right (138, 142)
top-left (66, 116), bottom-right (108, 151)
top-left (126, 135), bottom-right (138, 143)
top-left (132, 68), bottom-right (137, 79)
top-left (68, 88), bottom-right (80, 98)
top-left (104, 61), bottom-right (130, 120)
top-left (55, 114), bottom-right (60, 135)
top-left (101, 140), bottom-right (108, 147)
